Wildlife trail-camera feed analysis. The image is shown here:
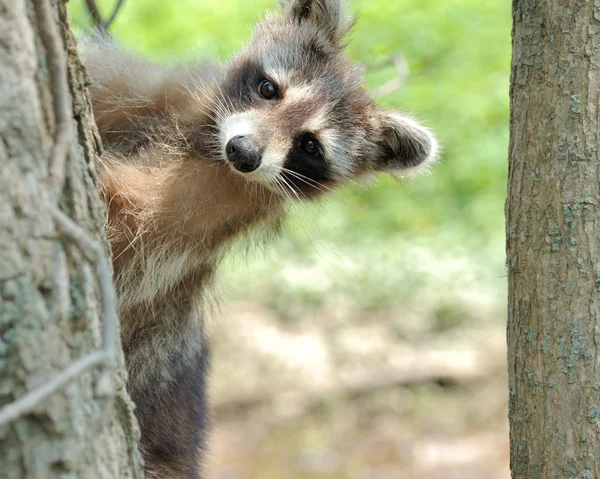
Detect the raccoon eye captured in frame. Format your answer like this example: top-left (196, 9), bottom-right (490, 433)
top-left (303, 137), bottom-right (321, 157)
top-left (258, 79), bottom-right (277, 99)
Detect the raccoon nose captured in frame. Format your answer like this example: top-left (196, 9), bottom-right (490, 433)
top-left (225, 136), bottom-right (262, 173)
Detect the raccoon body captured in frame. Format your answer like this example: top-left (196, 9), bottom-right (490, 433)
top-left (85, 0), bottom-right (437, 477)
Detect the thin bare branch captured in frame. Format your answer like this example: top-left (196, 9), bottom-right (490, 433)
top-left (32, 0), bottom-right (72, 194)
top-left (373, 55), bottom-right (409, 97)
top-left (83, 0), bottom-right (126, 32)
top-left (0, 209), bottom-right (118, 428)
top-left (51, 209), bottom-right (118, 365)
top-left (84, 0), bottom-right (104, 30)
top-left (0, 352), bottom-right (107, 428)
top-left (103, 0), bottom-right (126, 30)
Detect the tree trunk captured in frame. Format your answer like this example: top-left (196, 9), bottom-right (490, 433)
top-left (0, 1), bottom-right (143, 477)
top-left (508, 1), bottom-right (600, 478)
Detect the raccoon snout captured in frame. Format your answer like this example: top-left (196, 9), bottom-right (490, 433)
top-left (225, 135), bottom-right (262, 173)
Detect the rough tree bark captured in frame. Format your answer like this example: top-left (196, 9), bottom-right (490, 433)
top-left (0, 1), bottom-right (143, 477)
top-left (508, 1), bottom-right (600, 478)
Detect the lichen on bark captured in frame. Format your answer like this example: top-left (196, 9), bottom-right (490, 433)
top-left (0, 1), bottom-right (142, 477)
top-left (508, 1), bottom-right (600, 478)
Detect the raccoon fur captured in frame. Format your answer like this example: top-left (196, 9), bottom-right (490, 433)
top-left (83, 0), bottom-right (438, 477)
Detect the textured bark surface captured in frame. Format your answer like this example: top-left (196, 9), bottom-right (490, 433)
top-left (0, 1), bottom-right (143, 477)
top-left (508, 1), bottom-right (600, 478)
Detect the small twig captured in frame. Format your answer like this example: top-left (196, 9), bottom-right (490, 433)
top-left (83, 0), bottom-right (126, 32)
top-left (0, 209), bottom-right (118, 428)
top-left (32, 0), bottom-right (72, 194)
top-left (0, 352), bottom-right (107, 428)
top-left (84, 0), bottom-right (104, 30)
top-left (373, 55), bottom-right (409, 97)
top-left (103, 0), bottom-right (126, 30)
top-left (51, 209), bottom-right (117, 365)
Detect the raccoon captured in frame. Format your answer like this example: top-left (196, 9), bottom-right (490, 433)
top-left (84, 0), bottom-right (437, 477)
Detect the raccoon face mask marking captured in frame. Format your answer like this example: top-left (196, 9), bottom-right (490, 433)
top-left (212, 0), bottom-right (438, 197)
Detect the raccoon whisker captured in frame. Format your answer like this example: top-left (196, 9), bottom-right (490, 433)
top-left (252, 180), bottom-right (269, 209)
top-left (257, 169), bottom-right (286, 200)
top-left (250, 179), bottom-right (263, 205)
top-left (197, 124), bottom-right (221, 132)
top-left (196, 87), bottom-right (231, 119)
top-left (272, 176), bottom-right (291, 201)
top-left (194, 134), bottom-right (220, 144)
top-left (339, 173), bottom-right (362, 188)
top-left (213, 82), bottom-right (236, 116)
top-left (209, 100), bottom-right (229, 122)
top-left (186, 91), bottom-right (213, 110)
top-left (192, 131), bottom-right (220, 140)
top-left (218, 97), bottom-right (235, 123)
top-left (279, 174), bottom-right (304, 201)
top-left (187, 92), bottom-right (228, 124)
top-left (264, 183), bottom-right (276, 210)
top-left (177, 70), bottom-right (210, 101)
top-left (280, 168), bottom-right (334, 194)
top-left (186, 77), bottom-right (216, 110)
top-left (277, 182), bottom-right (293, 201)
top-left (281, 171), bottom-right (327, 194)
top-left (193, 106), bottom-right (224, 126)
top-left (199, 111), bottom-right (221, 125)
top-left (283, 170), bottom-right (330, 193)
top-left (260, 167), bottom-right (299, 200)
top-left (270, 178), bottom-right (286, 200)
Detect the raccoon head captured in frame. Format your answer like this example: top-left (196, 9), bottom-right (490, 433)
top-left (210, 0), bottom-right (437, 198)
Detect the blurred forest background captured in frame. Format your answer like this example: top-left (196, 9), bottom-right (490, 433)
top-left (69, 1), bottom-right (510, 478)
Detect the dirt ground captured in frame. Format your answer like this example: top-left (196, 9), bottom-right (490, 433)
top-left (206, 303), bottom-right (510, 479)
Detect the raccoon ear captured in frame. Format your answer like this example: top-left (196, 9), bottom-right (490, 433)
top-left (283, 0), bottom-right (352, 41)
top-left (370, 111), bottom-right (438, 174)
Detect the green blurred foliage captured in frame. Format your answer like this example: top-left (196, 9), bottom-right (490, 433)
top-left (69, 0), bottom-right (510, 318)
